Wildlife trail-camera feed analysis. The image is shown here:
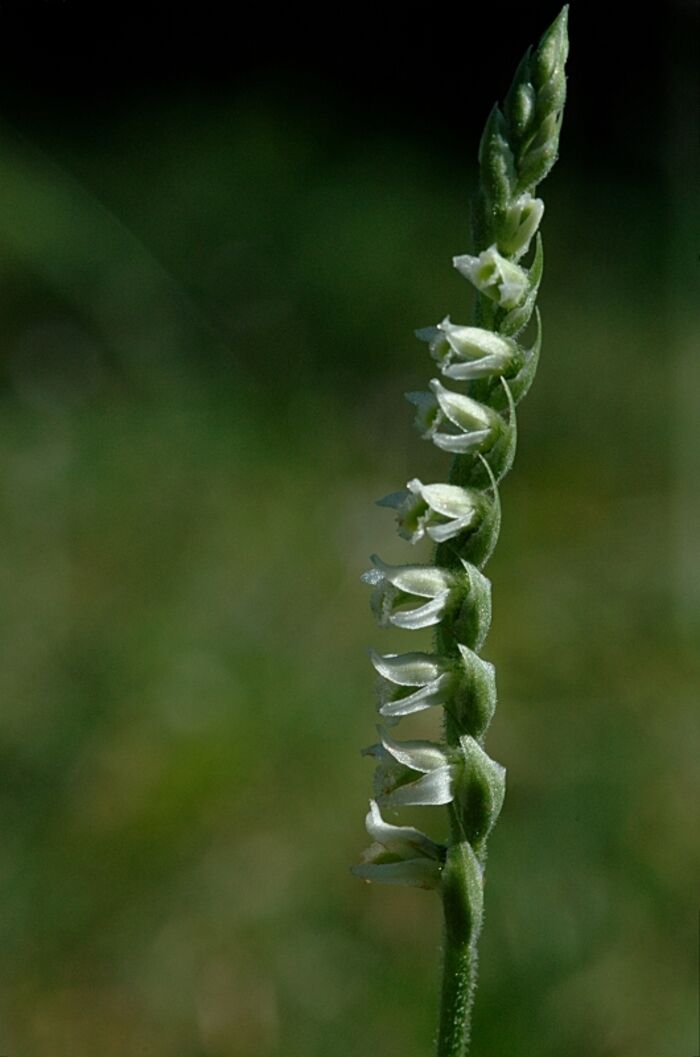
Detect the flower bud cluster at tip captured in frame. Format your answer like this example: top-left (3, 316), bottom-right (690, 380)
top-left (353, 7), bottom-right (568, 898)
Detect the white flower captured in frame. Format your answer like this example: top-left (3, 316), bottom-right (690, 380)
top-left (361, 555), bottom-right (458, 629)
top-left (497, 193), bottom-right (544, 259)
top-left (370, 644), bottom-right (496, 734)
top-left (359, 729), bottom-right (505, 847)
top-left (378, 478), bottom-right (486, 544)
top-left (416, 318), bottom-right (518, 381)
top-left (351, 800), bottom-right (444, 889)
top-left (428, 379), bottom-right (501, 454)
top-left (362, 727), bottom-right (454, 808)
top-left (453, 244), bottom-right (529, 309)
top-left (369, 648), bottom-right (454, 718)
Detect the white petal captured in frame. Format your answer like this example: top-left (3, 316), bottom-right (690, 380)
top-left (351, 858), bottom-right (441, 889)
top-left (369, 650), bottom-right (446, 687)
top-left (379, 673), bottom-right (452, 716)
top-left (365, 800), bottom-right (442, 859)
top-left (439, 321), bottom-right (513, 360)
top-left (390, 590), bottom-right (450, 629)
top-left (441, 353), bottom-right (512, 381)
top-left (379, 728), bottom-right (448, 773)
top-left (426, 516), bottom-right (475, 543)
top-left (370, 556), bottom-right (452, 598)
top-left (419, 482), bottom-right (479, 520)
top-left (429, 378), bottom-right (493, 431)
top-left (432, 429), bottom-right (493, 453)
top-left (380, 765), bottom-right (455, 808)
top-left (452, 252), bottom-right (480, 282)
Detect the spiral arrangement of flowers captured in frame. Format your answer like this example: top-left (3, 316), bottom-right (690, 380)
top-left (352, 10), bottom-right (569, 1055)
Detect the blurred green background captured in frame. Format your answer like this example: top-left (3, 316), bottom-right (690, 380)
top-left (0, 3), bottom-right (697, 1056)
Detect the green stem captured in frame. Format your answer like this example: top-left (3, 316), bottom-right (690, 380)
top-left (436, 929), bottom-right (477, 1057)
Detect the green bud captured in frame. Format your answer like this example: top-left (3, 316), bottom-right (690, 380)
top-left (533, 5), bottom-right (569, 89)
top-left (504, 50), bottom-right (536, 144)
top-left (478, 105), bottom-right (516, 213)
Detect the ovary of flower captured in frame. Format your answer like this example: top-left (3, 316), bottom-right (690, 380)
top-left (453, 244), bottom-right (529, 309)
top-left (377, 479), bottom-right (485, 545)
top-left (362, 555), bottom-right (457, 629)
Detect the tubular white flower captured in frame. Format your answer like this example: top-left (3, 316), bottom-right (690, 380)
top-left (417, 318), bottom-right (519, 381)
top-left (369, 649), bottom-right (448, 687)
top-left (362, 555), bottom-right (458, 629)
top-left (351, 800), bottom-right (445, 888)
top-left (453, 244), bottom-right (529, 309)
top-left (428, 379), bottom-right (502, 454)
top-left (369, 644), bottom-right (498, 730)
top-left (363, 727), bottom-right (455, 808)
top-left (364, 799), bottom-right (443, 860)
top-left (497, 193), bottom-right (544, 258)
top-left (369, 648), bottom-right (454, 718)
top-left (378, 726), bottom-right (449, 772)
top-left (378, 478), bottom-right (486, 544)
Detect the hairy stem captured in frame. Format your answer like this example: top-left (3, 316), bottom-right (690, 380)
top-left (437, 930), bottom-right (477, 1057)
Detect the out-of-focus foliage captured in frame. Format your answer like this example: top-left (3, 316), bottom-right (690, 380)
top-left (0, 89), bottom-right (696, 1057)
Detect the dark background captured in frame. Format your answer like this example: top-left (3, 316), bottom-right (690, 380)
top-left (0, 2), bottom-right (697, 1056)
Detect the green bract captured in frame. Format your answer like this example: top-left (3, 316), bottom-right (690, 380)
top-left (353, 9), bottom-right (568, 1057)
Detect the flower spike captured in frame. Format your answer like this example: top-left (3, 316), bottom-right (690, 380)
top-left (353, 9), bottom-right (568, 1054)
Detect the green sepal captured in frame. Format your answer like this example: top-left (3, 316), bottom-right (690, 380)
top-left (453, 483), bottom-right (500, 570)
top-left (452, 562), bottom-right (492, 652)
top-left (482, 380), bottom-right (517, 484)
top-left (517, 113), bottom-right (563, 191)
top-left (451, 644), bottom-right (497, 739)
top-left (507, 308), bottom-right (542, 405)
top-left (535, 74), bottom-right (567, 127)
top-left (453, 736), bottom-right (506, 855)
top-left (498, 234), bottom-right (543, 337)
